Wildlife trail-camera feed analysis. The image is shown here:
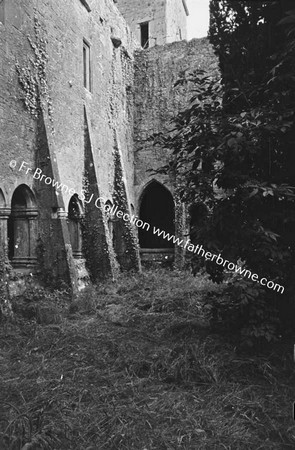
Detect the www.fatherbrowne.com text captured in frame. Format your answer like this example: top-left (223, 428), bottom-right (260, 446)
top-left (11, 159), bottom-right (284, 294)
top-left (152, 227), bottom-right (284, 294)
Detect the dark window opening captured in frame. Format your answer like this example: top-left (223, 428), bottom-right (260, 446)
top-left (83, 40), bottom-right (91, 91)
top-left (140, 22), bottom-right (149, 49)
top-left (139, 181), bottom-right (175, 249)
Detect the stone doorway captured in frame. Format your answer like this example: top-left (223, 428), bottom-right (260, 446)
top-left (139, 181), bottom-right (175, 263)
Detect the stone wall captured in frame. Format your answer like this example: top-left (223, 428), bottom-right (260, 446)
top-left (133, 38), bottom-right (218, 264)
top-left (0, 0), bottom-right (139, 289)
top-left (115, 0), bottom-right (167, 47)
top-left (115, 0), bottom-right (188, 48)
top-left (134, 38), bottom-right (218, 200)
top-left (166, 0), bottom-right (188, 43)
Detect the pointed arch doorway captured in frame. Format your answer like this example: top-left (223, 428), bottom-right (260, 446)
top-left (138, 181), bottom-right (175, 263)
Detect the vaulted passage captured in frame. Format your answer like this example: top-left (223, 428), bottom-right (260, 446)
top-left (139, 181), bottom-right (175, 249)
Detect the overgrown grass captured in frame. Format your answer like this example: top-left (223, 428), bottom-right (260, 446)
top-left (0, 269), bottom-right (294, 449)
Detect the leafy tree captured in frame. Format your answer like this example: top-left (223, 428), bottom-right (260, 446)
top-left (155, 0), bottom-right (295, 342)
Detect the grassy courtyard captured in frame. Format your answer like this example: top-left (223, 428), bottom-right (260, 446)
top-left (0, 269), bottom-right (294, 449)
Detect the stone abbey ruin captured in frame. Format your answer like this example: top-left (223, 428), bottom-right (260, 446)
top-left (0, 0), bottom-right (217, 293)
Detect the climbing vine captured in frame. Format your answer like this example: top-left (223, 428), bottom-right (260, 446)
top-left (173, 184), bottom-right (188, 268)
top-left (16, 16), bottom-right (53, 126)
top-left (81, 183), bottom-right (119, 282)
top-left (113, 146), bottom-right (141, 271)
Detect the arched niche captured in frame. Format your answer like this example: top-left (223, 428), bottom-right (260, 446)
top-left (139, 180), bottom-right (175, 249)
top-left (68, 194), bottom-right (84, 259)
top-left (8, 184), bottom-right (38, 266)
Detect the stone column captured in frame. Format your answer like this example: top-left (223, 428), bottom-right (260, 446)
top-left (0, 208), bottom-right (10, 256)
top-left (57, 208), bottom-right (67, 220)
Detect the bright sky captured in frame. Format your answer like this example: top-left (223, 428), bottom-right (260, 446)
top-left (187, 0), bottom-right (210, 39)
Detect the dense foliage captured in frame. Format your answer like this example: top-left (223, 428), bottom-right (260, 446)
top-left (155, 0), bottom-right (295, 342)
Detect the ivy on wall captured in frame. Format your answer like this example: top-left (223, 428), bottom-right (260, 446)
top-left (173, 185), bottom-right (188, 268)
top-left (112, 145), bottom-right (141, 271)
top-left (15, 17), bottom-right (53, 128)
top-left (81, 178), bottom-right (119, 282)
top-left (81, 112), bottom-right (120, 282)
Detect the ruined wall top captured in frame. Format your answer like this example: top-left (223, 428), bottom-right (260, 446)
top-left (114, 0), bottom-right (188, 48)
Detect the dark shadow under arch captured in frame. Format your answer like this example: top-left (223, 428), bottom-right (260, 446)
top-left (11, 184), bottom-right (36, 210)
top-left (139, 181), bottom-right (175, 249)
top-left (8, 184), bottom-right (38, 265)
top-left (0, 188), bottom-right (6, 208)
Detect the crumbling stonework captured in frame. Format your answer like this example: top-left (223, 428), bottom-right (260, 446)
top-left (166, 0), bottom-right (188, 43)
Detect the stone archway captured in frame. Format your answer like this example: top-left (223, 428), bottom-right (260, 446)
top-left (8, 184), bottom-right (38, 267)
top-left (138, 181), bottom-right (175, 262)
